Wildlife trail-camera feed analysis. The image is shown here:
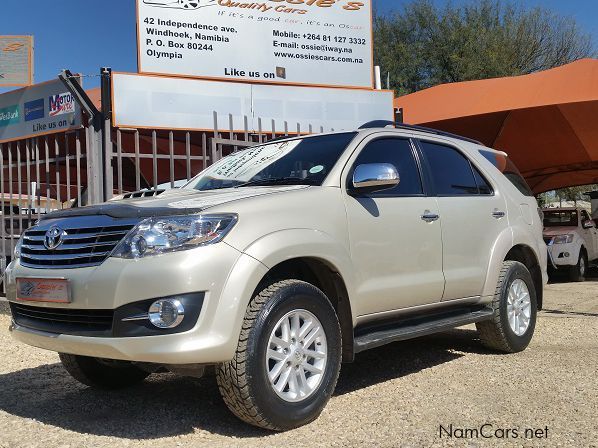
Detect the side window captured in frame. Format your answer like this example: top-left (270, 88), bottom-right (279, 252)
top-left (581, 210), bottom-right (591, 225)
top-left (479, 150), bottom-right (534, 196)
top-left (420, 141), bottom-right (478, 196)
top-left (352, 138), bottom-right (423, 196)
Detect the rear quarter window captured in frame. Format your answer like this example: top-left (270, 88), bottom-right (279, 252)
top-left (479, 150), bottom-right (534, 196)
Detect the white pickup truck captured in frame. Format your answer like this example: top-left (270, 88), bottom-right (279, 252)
top-left (543, 207), bottom-right (598, 281)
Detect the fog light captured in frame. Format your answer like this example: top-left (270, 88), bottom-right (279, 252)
top-left (148, 299), bottom-right (185, 329)
top-left (563, 252), bottom-right (570, 258)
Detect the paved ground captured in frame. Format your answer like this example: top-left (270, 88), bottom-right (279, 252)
top-left (0, 276), bottom-right (596, 448)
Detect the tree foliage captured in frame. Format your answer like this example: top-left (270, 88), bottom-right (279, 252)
top-left (374, 0), bottom-right (596, 95)
top-left (537, 185), bottom-right (598, 207)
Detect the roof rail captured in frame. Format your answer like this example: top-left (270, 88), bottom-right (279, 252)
top-left (358, 120), bottom-right (483, 145)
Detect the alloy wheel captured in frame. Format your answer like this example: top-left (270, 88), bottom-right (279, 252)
top-left (506, 279), bottom-right (532, 336)
top-left (266, 309), bottom-right (328, 402)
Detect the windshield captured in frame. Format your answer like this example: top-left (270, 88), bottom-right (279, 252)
top-left (184, 132), bottom-right (357, 191)
top-left (543, 210), bottom-right (578, 227)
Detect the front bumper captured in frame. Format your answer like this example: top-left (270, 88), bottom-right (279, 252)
top-left (546, 242), bottom-right (578, 268)
top-left (5, 242), bottom-right (268, 364)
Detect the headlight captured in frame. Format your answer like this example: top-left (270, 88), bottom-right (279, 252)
top-left (111, 214), bottom-right (237, 259)
top-left (552, 234), bottom-right (574, 244)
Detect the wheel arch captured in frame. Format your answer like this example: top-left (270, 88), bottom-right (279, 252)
top-left (252, 257), bottom-right (355, 363)
top-left (504, 244), bottom-right (544, 310)
top-left (483, 226), bottom-right (545, 310)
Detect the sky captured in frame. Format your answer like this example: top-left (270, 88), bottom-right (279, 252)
top-left (0, 0), bottom-right (597, 94)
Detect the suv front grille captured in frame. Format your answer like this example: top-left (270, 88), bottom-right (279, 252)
top-left (20, 218), bottom-right (137, 269)
top-left (10, 302), bottom-right (114, 336)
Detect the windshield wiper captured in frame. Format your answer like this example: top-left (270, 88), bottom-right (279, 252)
top-left (234, 177), bottom-right (315, 188)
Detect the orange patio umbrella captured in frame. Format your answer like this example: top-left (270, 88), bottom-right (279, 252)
top-left (394, 58), bottom-right (598, 193)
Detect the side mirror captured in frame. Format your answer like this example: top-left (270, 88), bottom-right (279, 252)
top-left (351, 163), bottom-right (400, 194)
top-left (582, 220), bottom-right (594, 229)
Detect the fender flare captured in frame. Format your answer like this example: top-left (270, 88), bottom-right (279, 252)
top-left (242, 228), bottom-right (357, 304)
top-left (483, 225), bottom-right (546, 308)
top-left (241, 229), bottom-right (358, 360)
top-left (481, 227), bottom-right (514, 298)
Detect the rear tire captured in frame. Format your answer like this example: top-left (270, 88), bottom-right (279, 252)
top-left (476, 261), bottom-right (537, 353)
top-left (59, 353), bottom-right (150, 389)
top-left (569, 250), bottom-right (587, 282)
top-left (217, 280), bottom-right (342, 431)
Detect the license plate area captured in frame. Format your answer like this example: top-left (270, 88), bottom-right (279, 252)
top-left (16, 278), bottom-right (71, 303)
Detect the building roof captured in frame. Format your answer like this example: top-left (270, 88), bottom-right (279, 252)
top-left (394, 59), bottom-right (598, 193)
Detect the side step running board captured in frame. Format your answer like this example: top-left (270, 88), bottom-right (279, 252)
top-left (354, 307), bottom-right (494, 353)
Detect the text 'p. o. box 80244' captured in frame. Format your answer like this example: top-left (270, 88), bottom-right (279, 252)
top-left (137, 0), bottom-right (374, 89)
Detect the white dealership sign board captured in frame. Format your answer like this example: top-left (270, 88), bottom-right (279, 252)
top-left (137, 0), bottom-right (373, 88)
top-left (112, 73), bottom-right (393, 132)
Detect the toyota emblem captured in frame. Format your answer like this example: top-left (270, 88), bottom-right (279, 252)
top-left (44, 226), bottom-right (65, 250)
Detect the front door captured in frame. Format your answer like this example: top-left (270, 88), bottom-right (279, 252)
top-left (343, 136), bottom-right (445, 317)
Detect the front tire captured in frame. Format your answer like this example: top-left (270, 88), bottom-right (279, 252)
top-left (217, 280), bottom-right (342, 431)
top-left (569, 250), bottom-right (587, 282)
top-left (476, 261), bottom-right (537, 353)
top-left (59, 353), bottom-right (150, 389)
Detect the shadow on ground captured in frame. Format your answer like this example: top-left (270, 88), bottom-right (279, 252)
top-left (548, 266), bottom-right (598, 284)
top-left (540, 308), bottom-right (598, 317)
top-left (0, 328), bottom-right (488, 439)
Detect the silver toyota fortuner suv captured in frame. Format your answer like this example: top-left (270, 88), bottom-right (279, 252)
top-left (5, 123), bottom-right (547, 430)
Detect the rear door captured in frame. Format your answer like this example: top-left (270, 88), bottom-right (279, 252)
top-left (417, 139), bottom-right (510, 300)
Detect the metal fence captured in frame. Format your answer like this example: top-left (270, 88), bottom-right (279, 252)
top-left (106, 113), bottom-right (334, 199)
top-left (0, 111), bottom-right (331, 288)
top-left (0, 131), bottom-right (88, 276)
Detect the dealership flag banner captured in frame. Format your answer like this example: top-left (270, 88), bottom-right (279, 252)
top-left (137, 0), bottom-right (373, 89)
top-left (0, 79), bottom-right (83, 143)
top-left (0, 36), bottom-right (34, 87)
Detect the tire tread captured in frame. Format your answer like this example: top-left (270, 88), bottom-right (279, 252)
top-left (476, 261), bottom-right (520, 353)
top-left (217, 279), bottom-right (342, 430)
top-left (216, 280), bottom-right (296, 430)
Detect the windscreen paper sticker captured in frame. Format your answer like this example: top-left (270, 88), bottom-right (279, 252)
top-left (202, 140), bottom-right (301, 182)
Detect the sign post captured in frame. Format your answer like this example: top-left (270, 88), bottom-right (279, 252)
top-left (137, 0), bottom-right (373, 89)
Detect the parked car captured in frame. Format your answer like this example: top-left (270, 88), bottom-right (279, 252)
top-left (5, 123), bottom-right (547, 430)
top-left (543, 207), bottom-right (598, 281)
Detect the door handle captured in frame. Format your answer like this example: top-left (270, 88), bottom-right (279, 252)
top-left (492, 209), bottom-right (506, 219)
top-left (421, 211), bottom-right (440, 223)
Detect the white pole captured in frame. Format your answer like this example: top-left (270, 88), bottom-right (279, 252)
top-left (374, 66), bottom-right (382, 90)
